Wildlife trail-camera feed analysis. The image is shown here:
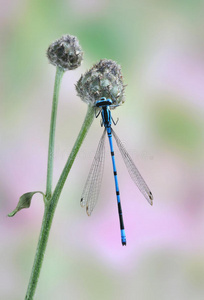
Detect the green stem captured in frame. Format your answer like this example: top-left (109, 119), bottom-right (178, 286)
top-left (25, 105), bottom-right (95, 300)
top-left (46, 66), bottom-right (64, 200)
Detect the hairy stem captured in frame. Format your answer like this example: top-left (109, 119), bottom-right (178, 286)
top-left (25, 105), bottom-right (95, 299)
top-left (46, 66), bottom-right (64, 200)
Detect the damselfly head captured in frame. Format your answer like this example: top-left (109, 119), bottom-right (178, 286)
top-left (95, 97), bottom-right (113, 108)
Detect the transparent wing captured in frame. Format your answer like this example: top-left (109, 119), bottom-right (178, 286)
top-left (112, 129), bottom-right (153, 205)
top-left (80, 129), bottom-right (106, 216)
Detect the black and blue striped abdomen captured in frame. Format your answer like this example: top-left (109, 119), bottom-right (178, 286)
top-left (106, 126), bottom-right (126, 245)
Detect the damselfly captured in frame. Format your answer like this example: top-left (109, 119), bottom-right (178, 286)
top-left (80, 97), bottom-right (153, 245)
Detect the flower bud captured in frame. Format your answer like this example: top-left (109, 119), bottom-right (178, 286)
top-left (76, 59), bottom-right (125, 107)
top-left (47, 34), bottom-right (83, 71)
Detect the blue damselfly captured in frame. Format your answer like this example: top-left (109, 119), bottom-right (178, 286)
top-left (81, 97), bottom-right (153, 245)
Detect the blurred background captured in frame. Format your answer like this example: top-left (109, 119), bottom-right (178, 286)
top-left (1, 0), bottom-right (204, 299)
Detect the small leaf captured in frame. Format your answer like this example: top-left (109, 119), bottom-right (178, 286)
top-left (8, 191), bottom-right (45, 217)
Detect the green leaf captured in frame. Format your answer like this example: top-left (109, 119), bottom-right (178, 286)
top-left (8, 191), bottom-right (45, 217)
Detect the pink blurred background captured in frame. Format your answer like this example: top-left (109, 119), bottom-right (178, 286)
top-left (1, 0), bottom-right (204, 299)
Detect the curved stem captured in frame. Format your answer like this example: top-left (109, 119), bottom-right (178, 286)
top-left (25, 105), bottom-right (95, 300)
top-left (46, 66), bottom-right (64, 200)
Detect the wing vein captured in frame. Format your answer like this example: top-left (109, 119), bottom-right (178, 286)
top-left (81, 129), bottom-right (106, 215)
top-left (112, 129), bottom-right (153, 205)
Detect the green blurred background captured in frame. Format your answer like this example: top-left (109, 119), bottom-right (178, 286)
top-left (1, 0), bottom-right (204, 299)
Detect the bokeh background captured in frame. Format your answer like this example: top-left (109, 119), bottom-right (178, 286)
top-left (1, 0), bottom-right (204, 299)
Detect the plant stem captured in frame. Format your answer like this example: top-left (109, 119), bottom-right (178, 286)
top-left (25, 105), bottom-right (95, 300)
top-left (46, 66), bottom-right (64, 200)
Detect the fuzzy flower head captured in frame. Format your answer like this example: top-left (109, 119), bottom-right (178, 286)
top-left (47, 34), bottom-right (83, 71)
top-left (75, 59), bottom-right (125, 107)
